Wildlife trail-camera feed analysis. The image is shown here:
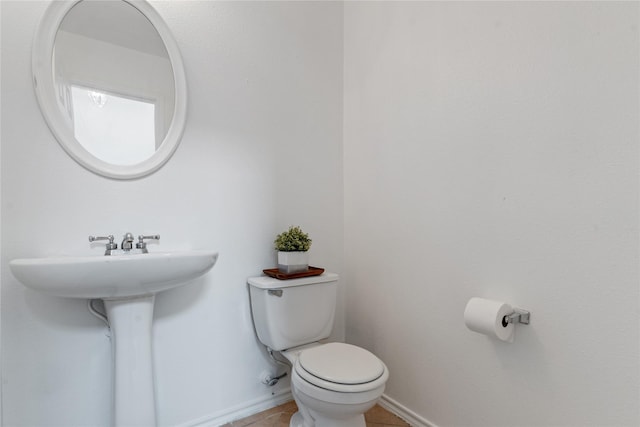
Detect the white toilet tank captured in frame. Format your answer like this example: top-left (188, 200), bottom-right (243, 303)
top-left (248, 273), bottom-right (338, 351)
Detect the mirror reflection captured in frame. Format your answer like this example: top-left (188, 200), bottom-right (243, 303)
top-left (53, 0), bottom-right (175, 166)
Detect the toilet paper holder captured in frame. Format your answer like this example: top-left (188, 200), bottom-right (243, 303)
top-left (501, 308), bottom-right (531, 327)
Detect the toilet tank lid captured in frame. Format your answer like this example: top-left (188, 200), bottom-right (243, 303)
top-left (248, 272), bottom-right (338, 289)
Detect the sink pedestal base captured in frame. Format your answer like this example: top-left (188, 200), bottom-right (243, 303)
top-left (104, 294), bottom-right (157, 426)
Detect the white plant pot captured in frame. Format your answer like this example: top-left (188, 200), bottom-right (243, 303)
top-left (278, 251), bottom-right (309, 274)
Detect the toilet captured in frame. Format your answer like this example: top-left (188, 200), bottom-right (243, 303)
top-left (248, 273), bottom-right (389, 427)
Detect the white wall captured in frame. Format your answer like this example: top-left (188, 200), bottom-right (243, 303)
top-left (1, 1), bottom-right (343, 426)
top-left (344, 2), bottom-right (639, 427)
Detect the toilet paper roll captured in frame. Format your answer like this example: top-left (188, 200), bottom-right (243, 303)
top-left (464, 297), bottom-right (515, 343)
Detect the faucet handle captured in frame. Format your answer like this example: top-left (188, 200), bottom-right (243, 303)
top-left (136, 234), bottom-right (160, 253)
top-left (88, 235), bottom-right (118, 254)
top-left (89, 234), bottom-right (115, 244)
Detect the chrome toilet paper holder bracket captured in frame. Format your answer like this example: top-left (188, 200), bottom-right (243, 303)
top-left (502, 308), bottom-right (530, 326)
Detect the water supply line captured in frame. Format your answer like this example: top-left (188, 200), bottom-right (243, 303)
top-left (262, 346), bottom-right (289, 387)
top-left (88, 299), bottom-right (110, 327)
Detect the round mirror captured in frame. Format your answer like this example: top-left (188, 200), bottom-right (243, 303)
top-left (32, 0), bottom-right (187, 179)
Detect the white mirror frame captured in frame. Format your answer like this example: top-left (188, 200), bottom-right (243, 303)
top-left (32, 0), bottom-right (187, 180)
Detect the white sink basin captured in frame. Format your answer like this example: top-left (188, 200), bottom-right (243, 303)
top-left (9, 250), bottom-right (218, 299)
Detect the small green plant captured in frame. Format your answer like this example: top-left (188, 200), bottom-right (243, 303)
top-left (274, 226), bottom-right (312, 252)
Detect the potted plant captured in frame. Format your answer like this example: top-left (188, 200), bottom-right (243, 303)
top-left (274, 226), bottom-right (312, 273)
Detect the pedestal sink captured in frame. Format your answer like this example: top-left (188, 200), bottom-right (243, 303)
top-left (9, 250), bottom-right (218, 426)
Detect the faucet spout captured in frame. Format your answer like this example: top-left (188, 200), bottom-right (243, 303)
top-left (121, 232), bottom-right (134, 251)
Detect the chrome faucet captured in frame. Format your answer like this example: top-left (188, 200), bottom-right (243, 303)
top-left (121, 232), bottom-right (135, 251)
top-left (89, 232), bottom-right (160, 255)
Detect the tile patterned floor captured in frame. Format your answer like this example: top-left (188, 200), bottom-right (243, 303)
top-left (222, 400), bottom-right (410, 427)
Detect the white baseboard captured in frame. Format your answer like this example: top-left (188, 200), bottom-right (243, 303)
top-left (378, 394), bottom-right (438, 427)
top-left (178, 388), bottom-right (293, 427)
top-left (178, 389), bottom-right (435, 427)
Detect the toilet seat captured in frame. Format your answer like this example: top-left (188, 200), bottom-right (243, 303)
top-left (294, 343), bottom-right (389, 393)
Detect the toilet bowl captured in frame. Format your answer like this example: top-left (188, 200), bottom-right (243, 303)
top-left (282, 342), bottom-right (389, 427)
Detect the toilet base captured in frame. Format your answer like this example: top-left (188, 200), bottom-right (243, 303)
top-left (292, 380), bottom-right (376, 427)
top-left (289, 412), bottom-right (306, 427)
top-left (289, 412), bottom-right (305, 427)
top-left (289, 410), bottom-right (366, 427)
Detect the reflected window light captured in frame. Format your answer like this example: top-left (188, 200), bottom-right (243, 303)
top-left (88, 90), bottom-right (107, 108)
top-left (71, 85), bottom-right (156, 166)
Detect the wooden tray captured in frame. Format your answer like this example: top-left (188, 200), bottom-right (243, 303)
top-left (263, 266), bottom-right (325, 280)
